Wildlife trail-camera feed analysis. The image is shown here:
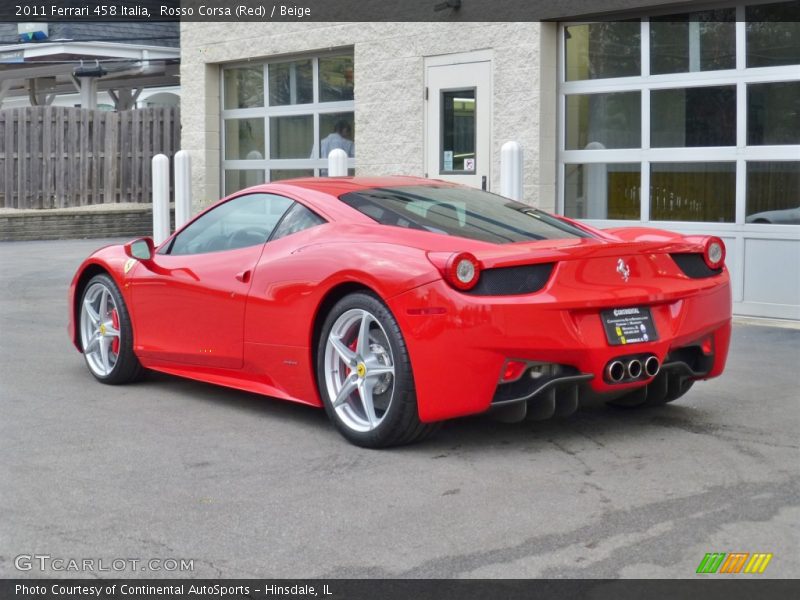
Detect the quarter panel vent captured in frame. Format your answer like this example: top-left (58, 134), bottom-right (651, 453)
top-left (670, 253), bottom-right (722, 279)
top-left (465, 263), bottom-right (554, 296)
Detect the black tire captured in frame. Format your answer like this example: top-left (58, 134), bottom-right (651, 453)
top-left (78, 273), bottom-right (142, 384)
top-left (316, 292), bottom-right (438, 448)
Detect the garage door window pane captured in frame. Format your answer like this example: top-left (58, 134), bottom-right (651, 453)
top-left (565, 163), bottom-right (641, 220)
top-left (651, 163), bottom-right (735, 222)
top-left (746, 2), bottom-right (800, 68)
top-left (651, 86), bottom-right (736, 147)
top-left (565, 21), bottom-right (640, 81)
top-left (269, 60), bottom-right (313, 106)
top-left (270, 169), bottom-right (315, 182)
top-left (319, 55), bottom-right (354, 102)
top-left (748, 82), bottom-right (800, 146)
top-left (223, 67), bottom-right (264, 109)
top-left (224, 118), bottom-right (265, 160)
top-left (224, 170), bottom-right (265, 195)
top-left (566, 92), bottom-right (640, 150)
top-left (318, 112), bottom-right (355, 158)
top-left (269, 115), bottom-right (313, 159)
top-left (650, 11), bottom-right (735, 74)
top-left (746, 162), bottom-right (800, 224)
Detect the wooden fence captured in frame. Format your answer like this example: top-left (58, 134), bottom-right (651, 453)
top-left (0, 106), bottom-right (180, 209)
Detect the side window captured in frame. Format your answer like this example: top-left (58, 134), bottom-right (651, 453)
top-left (270, 203), bottom-right (326, 241)
top-left (168, 193), bottom-right (293, 255)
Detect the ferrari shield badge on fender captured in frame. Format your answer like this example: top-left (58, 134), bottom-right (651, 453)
top-left (124, 258), bottom-right (136, 274)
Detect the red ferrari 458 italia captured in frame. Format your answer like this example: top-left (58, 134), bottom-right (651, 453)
top-left (69, 176), bottom-right (731, 447)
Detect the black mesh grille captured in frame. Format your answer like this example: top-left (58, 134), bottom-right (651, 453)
top-left (670, 253), bottom-right (722, 279)
top-left (466, 263), bottom-right (554, 296)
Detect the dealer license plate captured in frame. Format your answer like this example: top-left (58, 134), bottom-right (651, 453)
top-left (601, 307), bottom-right (659, 346)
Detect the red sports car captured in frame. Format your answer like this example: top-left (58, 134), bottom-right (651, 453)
top-left (68, 177), bottom-right (731, 447)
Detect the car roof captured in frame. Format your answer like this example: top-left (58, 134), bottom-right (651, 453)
top-left (258, 175), bottom-right (455, 197)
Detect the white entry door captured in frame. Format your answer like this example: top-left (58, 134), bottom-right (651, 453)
top-left (425, 53), bottom-right (492, 190)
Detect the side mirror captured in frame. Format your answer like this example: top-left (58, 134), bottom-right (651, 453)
top-left (124, 237), bottom-right (155, 261)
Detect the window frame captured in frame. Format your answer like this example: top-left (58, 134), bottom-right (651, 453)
top-left (220, 49), bottom-right (355, 195)
top-left (557, 6), bottom-right (800, 229)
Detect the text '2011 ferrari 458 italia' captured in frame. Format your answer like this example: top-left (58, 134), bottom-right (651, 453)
top-left (69, 177), bottom-right (732, 447)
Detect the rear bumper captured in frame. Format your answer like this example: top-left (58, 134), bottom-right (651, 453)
top-left (388, 273), bottom-right (732, 422)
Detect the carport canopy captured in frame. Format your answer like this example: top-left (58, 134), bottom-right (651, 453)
top-left (0, 41), bottom-right (179, 109)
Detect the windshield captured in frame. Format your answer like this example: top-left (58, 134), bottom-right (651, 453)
top-left (339, 185), bottom-right (589, 244)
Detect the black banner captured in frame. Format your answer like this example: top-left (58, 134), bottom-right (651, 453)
top-left (2, 0), bottom-right (799, 22)
top-left (2, 579), bottom-right (800, 600)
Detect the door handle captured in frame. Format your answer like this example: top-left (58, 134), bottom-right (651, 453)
top-left (235, 270), bottom-right (251, 283)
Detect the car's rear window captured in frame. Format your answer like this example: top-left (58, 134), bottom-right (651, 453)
top-left (339, 185), bottom-right (589, 244)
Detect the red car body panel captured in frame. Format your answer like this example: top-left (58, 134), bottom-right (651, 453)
top-left (68, 176), bottom-right (732, 422)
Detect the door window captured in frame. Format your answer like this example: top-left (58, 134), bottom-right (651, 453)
top-left (167, 193), bottom-right (293, 255)
top-left (440, 89), bottom-right (476, 173)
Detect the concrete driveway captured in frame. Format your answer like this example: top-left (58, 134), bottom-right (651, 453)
top-left (1, 239), bottom-right (798, 578)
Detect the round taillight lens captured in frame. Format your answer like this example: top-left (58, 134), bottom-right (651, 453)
top-left (704, 237), bottom-right (726, 269)
top-left (445, 252), bottom-right (481, 290)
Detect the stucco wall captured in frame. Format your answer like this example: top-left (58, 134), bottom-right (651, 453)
top-left (180, 21), bottom-right (557, 210)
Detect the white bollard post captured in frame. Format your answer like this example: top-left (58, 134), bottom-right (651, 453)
top-left (500, 141), bottom-right (523, 201)
top-left (584, 141), bottom-right (607, 219)
top-left (327, 148), bottom-right (348, 177)
top-left (151, 154), bottom-right (170, 245)
top-left (174, 150), bottom-right (192, 229)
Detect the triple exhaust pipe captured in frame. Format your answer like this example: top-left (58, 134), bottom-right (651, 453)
top-left (606, 355), bottom-right (660, 383)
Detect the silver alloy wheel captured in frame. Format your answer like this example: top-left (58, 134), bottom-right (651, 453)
top-left (80, 282), bottom-right (121, 377)
top-left (323, 308), bottom-right (396, 433)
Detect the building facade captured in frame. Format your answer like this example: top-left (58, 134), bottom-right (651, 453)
top-left (180, 1), bottom-right (800, 320)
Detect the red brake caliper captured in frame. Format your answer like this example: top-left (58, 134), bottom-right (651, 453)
top-left (110, 309), bottom-right (120, 354)
top-left (345, 337), bottom-right (358, 376)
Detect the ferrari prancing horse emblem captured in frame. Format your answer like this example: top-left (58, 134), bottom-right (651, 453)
top-left (616, 258), bottom-right (630, 282)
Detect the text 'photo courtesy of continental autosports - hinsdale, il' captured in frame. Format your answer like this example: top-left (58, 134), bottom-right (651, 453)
top-left (68, 176), bottom-right (732, 447)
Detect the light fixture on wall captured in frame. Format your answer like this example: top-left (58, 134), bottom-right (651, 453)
top-left (434, 0), bottom-right (461, 12)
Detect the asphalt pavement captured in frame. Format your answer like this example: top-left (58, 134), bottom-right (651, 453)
top-left (1, 238), bottom-right (798, 578)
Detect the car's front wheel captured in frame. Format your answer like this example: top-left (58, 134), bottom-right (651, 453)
top-left (316, 292), bottom-right (436, 448)
top-left (79, 273), bottom-right (141, 384)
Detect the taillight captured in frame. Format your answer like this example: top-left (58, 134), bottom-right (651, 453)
top-left (444, 252), bottom-right (481, 290)
top-left (703, 237), bottom-right (726, 270)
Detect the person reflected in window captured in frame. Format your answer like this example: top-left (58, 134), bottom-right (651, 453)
top-left (318, 120), bottom-right (355, 177)
top-left (320, 120), bottom-right (355, 158)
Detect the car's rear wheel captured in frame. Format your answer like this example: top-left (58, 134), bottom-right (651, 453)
top-left (317, 292), bottom-right (437, 448)
top-left (79, 274), bottom-right (141, 384)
